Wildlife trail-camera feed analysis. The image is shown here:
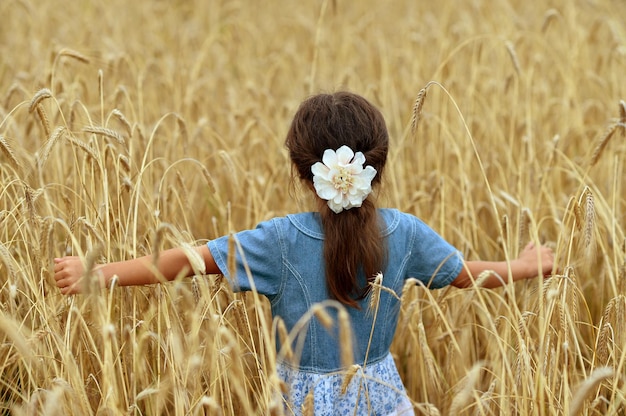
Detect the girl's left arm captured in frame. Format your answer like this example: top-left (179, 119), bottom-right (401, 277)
top-left (54, 245), bottom-right (221, 295)
top-left (450, 242), bottom-right (554, 289)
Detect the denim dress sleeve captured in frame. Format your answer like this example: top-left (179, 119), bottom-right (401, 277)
top-left (403, 214), bottom-right (464, 288)
top-left (207, 218), bottom-right (283, 297)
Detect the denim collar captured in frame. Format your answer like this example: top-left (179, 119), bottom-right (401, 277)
top-left (286, 209), bottom-right (401, 240)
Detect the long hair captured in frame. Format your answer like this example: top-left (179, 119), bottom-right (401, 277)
top-left (285, 92), bottom-right (389, 308)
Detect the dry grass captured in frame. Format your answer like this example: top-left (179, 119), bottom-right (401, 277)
top-left (1, 0), bottom-right (626, 414)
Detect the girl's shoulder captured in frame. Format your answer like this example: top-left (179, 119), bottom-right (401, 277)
top-left (378, 208), bottom-right (425, 236)
top-left (284, 212), bottom-right (324, 239)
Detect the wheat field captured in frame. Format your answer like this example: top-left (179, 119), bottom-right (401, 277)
top-left (1, 0), bottom-right (626, 414)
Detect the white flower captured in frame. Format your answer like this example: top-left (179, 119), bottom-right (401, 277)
top-left (311, 145), bottom-right (377, 213)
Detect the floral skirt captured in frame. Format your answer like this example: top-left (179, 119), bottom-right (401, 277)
top-left (277, 353), bottom-right (414, 415)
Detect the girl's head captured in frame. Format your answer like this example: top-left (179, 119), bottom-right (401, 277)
top-left (285, 92), bottom-right (389, 308)
top-left (285, 92), bottom-right (389, 190)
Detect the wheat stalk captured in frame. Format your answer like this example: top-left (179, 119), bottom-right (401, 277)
top-left (583, 187), bottom-right (595, 250)
top-left (573, 201), bottom-right (584, 232)
top-left (505, 40), bottom-right (521, 75)
top-left (367, 272), bottom-right (383, 315)
top-left (111, 109), bottom-right (133, 136)
top-left (28, 88), bottom-right (52, 113)
top-left (118, 154), bottom-right (131, 173)
top-left (339, 364), bottom-right (360, 395)
top-left (472, 380), bottom-right (496, 416)
top-left (312, 304), bottom-right (333, 330)
top-left (302, 389), bottom-right (314, 416)
top-left (0, 134), bottom-right (21, 171)
top-left (410, 87), bottom-right (428, 135)
top-left (589, 122), bottom-right (619, 166)
top-left (57, 47), bottom-right (90, 64)
top-left (414, 403), bottom-right (441, 416)
top-left (338, 307), bottom-right (354, 368)
top-left (83, 126), bottom-right (125, 145)
top-left (3, 82), bottom-right (25, 108)
top-left (66, 135), bottom-right (100, 166)
top-left (569, 367), bottom-right (613, 416)
top-left (518, 208), bottom-right (530, 251)
top-left (596, 321), bottom-right (611, 365)
top-left (276, 317), bottom-right (293, 361)
top-left (27, 89), bottom-right (53, 138)
top-left (449, 363), bottom-right (482, 415)
top-left (417, 321), bottom-right (442, 394)
top-left (35, 105), bottom-right (51, 138)
top-left (37, 126), bottom-right (65, 170)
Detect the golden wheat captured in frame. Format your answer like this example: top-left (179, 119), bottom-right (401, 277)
top-left (339, 364), bottom-right (360, 395)
top-left (36, 125), bottom-right (65, 169)
top-left (589, 122), bottom-right (619, 167)
top-left (82, 126), bottom-right (125, 145)
top-left (0, 134), bottom-right (20, 171)
top-left (2, 0), bottom-right (626, 414)
top-left (56, 47), bottom-right (91, 64)
top-left (410, 87), bottom-right (427, 135)
top-left (569, 367), bottom-right (614, 416)
top-left (338, 307), bottom-right (354, 368)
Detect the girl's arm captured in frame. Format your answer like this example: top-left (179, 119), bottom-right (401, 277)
top-left (53, 245), bottom-right (220, 295)
top-left (451, 242), bottom-right (554, 289)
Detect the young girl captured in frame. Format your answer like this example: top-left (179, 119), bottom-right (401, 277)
top-left (54, 92), bottom-right (554, 415)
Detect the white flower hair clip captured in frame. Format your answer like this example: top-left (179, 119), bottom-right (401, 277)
top-left (311, 145), bottom-right (377, 214)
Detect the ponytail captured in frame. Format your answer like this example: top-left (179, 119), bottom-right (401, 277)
top-left (320, 198), bottom-right (386, 308)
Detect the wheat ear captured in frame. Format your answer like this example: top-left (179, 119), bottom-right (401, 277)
top-left (302, 389), bottom-right (314, 416)
top-left (0, 135), bottom-right (21, 171)
top-left (338, 307), bottom-right (354, 368)
top-left (410, 87), bottom-right (428, 135)
top-left (589, 122), bottom-right (619, 167)
top-left (449, 363), bottom-right (482, 415)
top-left (569, 367), bottom-right (613, 416)
top-left (505, 40), bottom-right (521, 75)
top-left (37, 126), bottom-right (65, 169)
top-left (83, 126), bottom-right (125, 145)
top-left (57, 47), bottom-right (90, 64)
top-left (340, 364), bottom-right (360, 395)
top-left (28, 88), bottom-right (52, 113)
top-left (583, 187), bottom-right (595, 250)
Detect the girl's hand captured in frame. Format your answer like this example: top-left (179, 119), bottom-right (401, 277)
top-left (54, 257), bottom-right (96, 295)
top-left (516, 242), bottom-right (555, 278)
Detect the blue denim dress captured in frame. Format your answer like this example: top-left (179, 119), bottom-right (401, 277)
top-left (207, 209), bottom-right (463, 415)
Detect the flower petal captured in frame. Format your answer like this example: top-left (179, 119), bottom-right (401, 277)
top-left (322, 148), bottom-right (338, 168)
top-left (335, 145), bottom-right (355, 166)
top-left (327, 199), bottom-right (344, 213)
top-left (311, 161), bottom-right (330, 179)
top-left (351, 166), bottom-right (376, 190)
top-left (314, 180), bottom-right (338, 200)
top-left (352, 151), bottom-right (366, 167)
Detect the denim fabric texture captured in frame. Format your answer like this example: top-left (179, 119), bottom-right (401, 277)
top-left (207, 209), bottom-right (463, 373)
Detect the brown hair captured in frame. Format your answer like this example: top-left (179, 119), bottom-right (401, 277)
top-left (285, 92), bottom-right (389, 308)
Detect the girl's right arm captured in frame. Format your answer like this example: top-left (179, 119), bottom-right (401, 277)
top-left (53, 245), bottom-right (221, 295)
top-left (450, 242), bottom-right (554, 289)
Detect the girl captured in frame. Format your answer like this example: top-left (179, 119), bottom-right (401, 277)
top-left (54, 92), bottom-right (554, 415)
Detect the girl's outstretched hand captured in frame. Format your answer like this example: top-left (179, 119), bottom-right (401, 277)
top-left (516, 242), bottom-right (555, 278)
top-left (54, 257), bottom-right (98, 295)
top-left (452, 241), bottom-right (555, 288)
